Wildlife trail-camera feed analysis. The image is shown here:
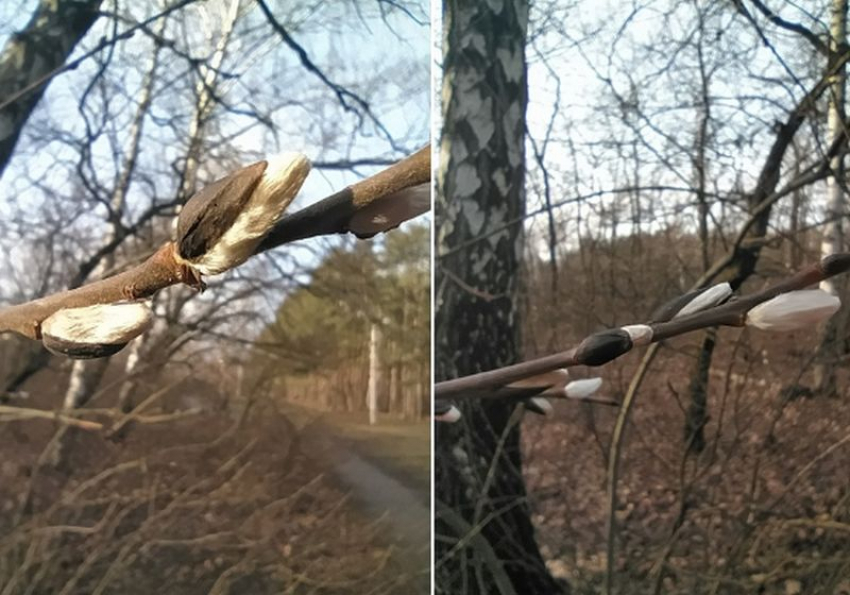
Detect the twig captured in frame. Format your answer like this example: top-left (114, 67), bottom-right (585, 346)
top-left (256, 145), bottom-right (430, 249)
top-left (435, 253), bottom-right (850, 399)
top-left (0, 405), bottom-right (103, 431)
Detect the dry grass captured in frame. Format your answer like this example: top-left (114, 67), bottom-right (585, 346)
top-left (0, 397), bottom-right (417, 594)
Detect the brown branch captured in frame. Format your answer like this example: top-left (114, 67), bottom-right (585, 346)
top-left (0, 405), bottom-right (103, 430)
top-left (0, 146), bottom-right (431, 347)
top-left (255, 144), bottom-right (431, 250)
top-left (0, 242), bottom-right (185, 339)
top-left (435, 253), bottom-right (850, 399)
top-left (745, 0), bottom-right (829, 56)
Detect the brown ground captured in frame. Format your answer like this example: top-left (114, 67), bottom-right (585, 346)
top-left (0, 379), bottom-right (427, 594)
top-left (523, 328), bottom-right (850, 595)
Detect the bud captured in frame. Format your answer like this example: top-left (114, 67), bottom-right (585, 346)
top-left (675, 282), bottom-right (733, 318)
top-left (651, 282), bottom-right (733, 322)
top-left (348, 183), bottom-right (430, 238)
top-left (746, 289), bottom-right (841, 331)
top-left (575, 329), bottom-right (632, 366)
top-left (564, 377), bottom-right (603, 400)
top-left (41, 302), bottom-right (153, 359)
top-left (524, 397), bottom-right (553, 416)
top-left (435, 403), bottom-right (462, 423)
top-left (176, 152), bottom-right (311, 276)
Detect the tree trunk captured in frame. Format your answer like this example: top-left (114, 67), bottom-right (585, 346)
top-left (815, 0), bottom-right (849, 396)
top-left (685, 15), bottom-right (714, 453)
top-left (0, 0), bottom-right (102, 178)
top-left (367, 323), bottom-right (380, 425)
top-left (435, 1), bottom-right (562, 592)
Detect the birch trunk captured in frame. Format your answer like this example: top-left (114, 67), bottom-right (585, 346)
top-left (367, 323), bottom-right (380, 425)
top-left (0, 0), bottom-right (102, 178)
top-left (435, 1), bottom-right (562, 592)
top-left (114, 0), bottom-right (241, 415)
top-left (60, 24), bottom-right (165, 413)
top-left (815, 0), bottom-right (849, 396)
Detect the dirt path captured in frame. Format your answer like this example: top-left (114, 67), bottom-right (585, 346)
top-left (297, 416), bottom-right (431, 594)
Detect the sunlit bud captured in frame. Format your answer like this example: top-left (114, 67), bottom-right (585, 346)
top-left (575, 329), bottom-right (632, 366)
top-left (675, 283), bottom-right (733, 318)
top-left (652, 282), bottom-right (733, 322)
top-left (524, 397), bottom-right (553, 416)
top-left (746, 289), bottom-right (841, 331)
top-left (620, 324), bottom-right (653, 346)
top-left (41, 302), bottom-right (153, 359)
top-left (349, 183), bottom-right (430, 238)
top-left (176, 152), bottom-right (311, 276)
top-left (564, 377), bottom-right (603, 400)
top-left (435, 402), bottom-right (462, 423)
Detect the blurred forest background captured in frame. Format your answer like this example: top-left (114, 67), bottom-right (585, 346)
top-left (436, 0), bottom-right (850, 594)
top-left (520, 1), bottom-right (850, 594)
top-left (0, 1), bottom-right (429, 594)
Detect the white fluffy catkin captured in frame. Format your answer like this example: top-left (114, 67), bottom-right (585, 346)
top-left (42, 302), bottom-right (153, 345)
top-left (194, 152), bottom-right (311, 275)
top-left (746, 290), bottom-right (841, 331)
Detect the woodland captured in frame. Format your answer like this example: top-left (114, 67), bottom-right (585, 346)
top-left (0, 1), bottom-right (429, 594)
top-left (435, 0), bottom-right (850, 594)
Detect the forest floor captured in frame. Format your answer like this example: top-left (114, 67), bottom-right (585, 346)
top-left (0, 384), bottom-right (429, 594)
top-left (522, 329), bottom-right (850, 595)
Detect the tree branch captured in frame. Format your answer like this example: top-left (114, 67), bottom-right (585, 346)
top-left (0, 146), bottom-right (431, 346)
top-left (434, 253), bottom-right (850, 400)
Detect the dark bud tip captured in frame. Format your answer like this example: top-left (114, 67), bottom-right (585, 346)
top-left (575, 329), bottom-right (633, 366)
top-left (42, 335), bottom-right (128, 360)
top-left (821, 253), bottom-right (850, 278)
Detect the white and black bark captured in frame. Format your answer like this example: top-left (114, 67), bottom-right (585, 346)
top-left (435, 1), bottom-right (562, 592)
top-left (815, 0), bottom-right (849, 396)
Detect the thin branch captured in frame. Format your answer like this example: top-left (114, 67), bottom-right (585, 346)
top-left (434, 253), bottom-right (850, 399)
top-left (0, 405), bottom-right (103, 430)
top-left (255, 144), bottom-right (430, 249)
top-left (254, 0), bottom-right (400, 149)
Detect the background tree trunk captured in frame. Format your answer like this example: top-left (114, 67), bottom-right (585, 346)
top-left (367, 323), bottom-right (380, 425)
top-left (815, 0), bottom-right (849, 396)
top-left (0, 0), bottom-right (102, 178)
top-left (435, 1), bottom-right (562, 592)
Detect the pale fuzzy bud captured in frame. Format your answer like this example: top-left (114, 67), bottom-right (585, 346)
top-left (435, 405), bottom-right (462, 423)
top-left (746, 289), bottom-right (841, 331)
top-left (564, 377), bottom-right (603, 399)
top-left (524, 397), bottom-right (553, 416)
top-left (41, 302), bottom-right (153, 359)
top-left (675, 282), bottom-right (733, 318)
top-left (349, 183), bottom-right (431, 238)
top-left (179, 152), bottom-right (311, 276)
top-left (620, 324), bottom-right (653, 346)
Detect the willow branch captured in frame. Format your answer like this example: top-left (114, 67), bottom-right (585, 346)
top-left (255, 144), bottom-right (431, 250)
top-left (0, 146), bottom-right (431, 343)
top-left (435, 253), bottom-right (850, 400)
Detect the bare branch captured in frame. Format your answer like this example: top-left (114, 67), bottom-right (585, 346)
top-left (435, 253), bottom-right (850, 399)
